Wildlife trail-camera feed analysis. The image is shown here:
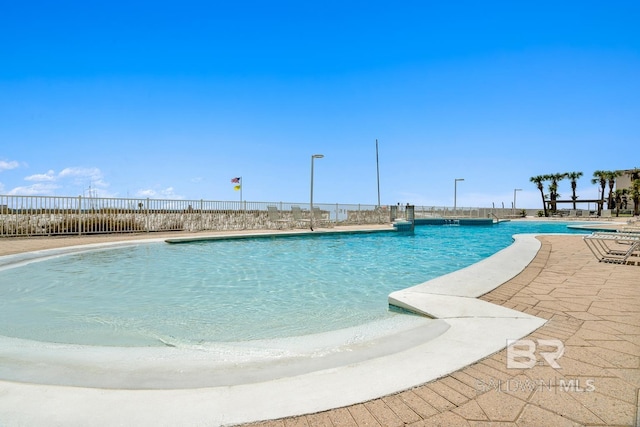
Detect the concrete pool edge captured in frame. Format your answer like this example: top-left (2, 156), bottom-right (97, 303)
top-left (390, 233), bottom-right (543, 300)
top-left (0, 237), bottom-right (170, 270)
top-left (0, 317), bottom-right (449, 389)
top-left (164, 227), bottom-right (397, 244)
top-left (0, 232), bottom-right (549, 426)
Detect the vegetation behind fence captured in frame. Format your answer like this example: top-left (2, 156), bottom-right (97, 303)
top-left (0, 195), bottom-right (506, 237)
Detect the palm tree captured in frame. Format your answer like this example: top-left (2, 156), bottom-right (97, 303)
top-left (548, 181), bottom-right (558, 214)
top-left (613, 188), bottom-right (628, 217)
top-left (605, 170), bottom-right (623, 210)
top-left (530, 175), bottom-right (548, 217)
top-left (630, 179), bottom-right (640, 217)
top-left (547, 173), bottom-right (567, 214)
top-left (567, 171), bottom-right (583, 210)
top-left (591, 170), bottom-right (607, 216)
top-left (623, 168), bottom-right (640, 214)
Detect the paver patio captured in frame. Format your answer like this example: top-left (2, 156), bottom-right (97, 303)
top-left (244, 234), bottom-right (640, 427)
top-left (0, 227), bottom-right (638, 426)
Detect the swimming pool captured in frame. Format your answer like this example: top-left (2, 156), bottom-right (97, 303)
top-left (0, 221), bottom-right (588, 347)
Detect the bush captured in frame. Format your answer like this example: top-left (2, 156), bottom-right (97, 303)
top-left (45, 216), bottom-right (144, 235)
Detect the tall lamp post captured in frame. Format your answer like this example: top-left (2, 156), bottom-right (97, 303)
top-left (310, 154), bottom-right (324, 230)
top-left (513, 188), bottom-right (522, 216)
top-left (454, 178), bottom-right (464, 217)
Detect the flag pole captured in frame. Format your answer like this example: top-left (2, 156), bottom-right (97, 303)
top-left (376, 139), bottom-right (381, 208)
top-left (231, 177), bottom-right (243, 202)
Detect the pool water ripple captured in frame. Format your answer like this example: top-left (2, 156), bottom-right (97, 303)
top-left (0, 222), bottom-right (588, 346)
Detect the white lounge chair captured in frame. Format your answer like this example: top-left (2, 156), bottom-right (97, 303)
top-left (291, 206), bottom-right (311, 228)
top-left (312, 207), bottom-right (333, 228)
top-left (267, 206), bottom-right (291, 229)
top-left (583, 231), bottom-right (640, 264)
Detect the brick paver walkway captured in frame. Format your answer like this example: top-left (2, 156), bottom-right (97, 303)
top-left (245, 235), bottom-right (640, 426)
top-left (1, 230), bottom-right (638, 426)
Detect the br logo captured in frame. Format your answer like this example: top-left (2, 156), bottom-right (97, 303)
top-left (506, 339), bottom-right (564, 369)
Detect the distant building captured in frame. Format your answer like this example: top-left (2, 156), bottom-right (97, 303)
top-left (615, 169), bottom-right (639, 211)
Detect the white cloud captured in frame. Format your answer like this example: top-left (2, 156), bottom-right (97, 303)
top-left (137, 189), bottom-right (157, 197)
top-left (94, 179), bottom-right (109, 189)
top-left (58, 167), bottom-right (97, 177)
top-left (25, 170), bottom-right (56, 182)
top-left (0, 160), bottom-right (19, 172)
top-left (58, 167), bottom-right (106, 186)
top-left (57, 167), bottom-right (110, 196)
top-left (3, 165), bottom-right (112, 197)
top-left (8, 183), bottom-right (61, 196)
top-left (136, 187), bottom-right (183, 199)
top-left (161, 187), bottom-right (181, 199)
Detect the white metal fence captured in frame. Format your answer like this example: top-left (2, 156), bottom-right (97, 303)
top-left (0, 195), bottom-right (502, 237)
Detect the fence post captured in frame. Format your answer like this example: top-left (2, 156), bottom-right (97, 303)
top-left (78, 195), bottom-right (82, 236)
top-left (406, 204), bottom-right (415, 224)
top-left (146, 198), bottom-right (150, 232)
top-left (200, 199), bottom-right (204, 231)
top-left (243, 200), bottom-right (247, 230)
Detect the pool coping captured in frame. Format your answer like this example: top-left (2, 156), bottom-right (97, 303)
top-left (0, 230), bottom-right (547, 426)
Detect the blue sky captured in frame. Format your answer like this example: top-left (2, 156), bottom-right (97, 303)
top-left (1, 1), bottom-right (639, 209)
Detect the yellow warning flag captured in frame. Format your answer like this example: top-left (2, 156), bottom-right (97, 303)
top-left (234, 185), bottom-right (241, 191)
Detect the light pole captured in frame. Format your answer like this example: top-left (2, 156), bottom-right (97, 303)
top-left (454, 178), bottom-right (464, 217)
top-left (310, 154), bottom-right (324, 230)
top-left (513, 188), bottom-right (522, 216)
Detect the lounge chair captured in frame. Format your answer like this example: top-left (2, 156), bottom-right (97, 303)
top-left (312, 207), bottom-right (333, 228)
top-left (622, 215), bottom-right (640, 233)
top-left (267, 206), bottom-right (291, 229)
top-left (621, 224), bottom-right (640, 233)
top-left (291, 206), bottom-right (311, 228)
top-left (583, 231), bottom-right (640, 264)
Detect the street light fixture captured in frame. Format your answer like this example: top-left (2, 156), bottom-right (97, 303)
top-left (310, 154), bottom-right (324, 230)
top-left (454, 178), bottom-right (464, 216)
top-left (513, 188), bottom-right (522, 216)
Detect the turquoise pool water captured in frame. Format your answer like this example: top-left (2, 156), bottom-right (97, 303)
top-left (0, 222), bottom-right (589, 346)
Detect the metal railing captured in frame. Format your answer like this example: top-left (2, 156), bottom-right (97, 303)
top-left (0, 194), bottom-right (505, 237)
top-left (0, 195), bottom-right (392, 237)
top-left (409, 205), bottom-right (520, 219)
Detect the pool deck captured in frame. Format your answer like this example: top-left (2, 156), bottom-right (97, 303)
top-left (0, 220), bottom-right (638, 426)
